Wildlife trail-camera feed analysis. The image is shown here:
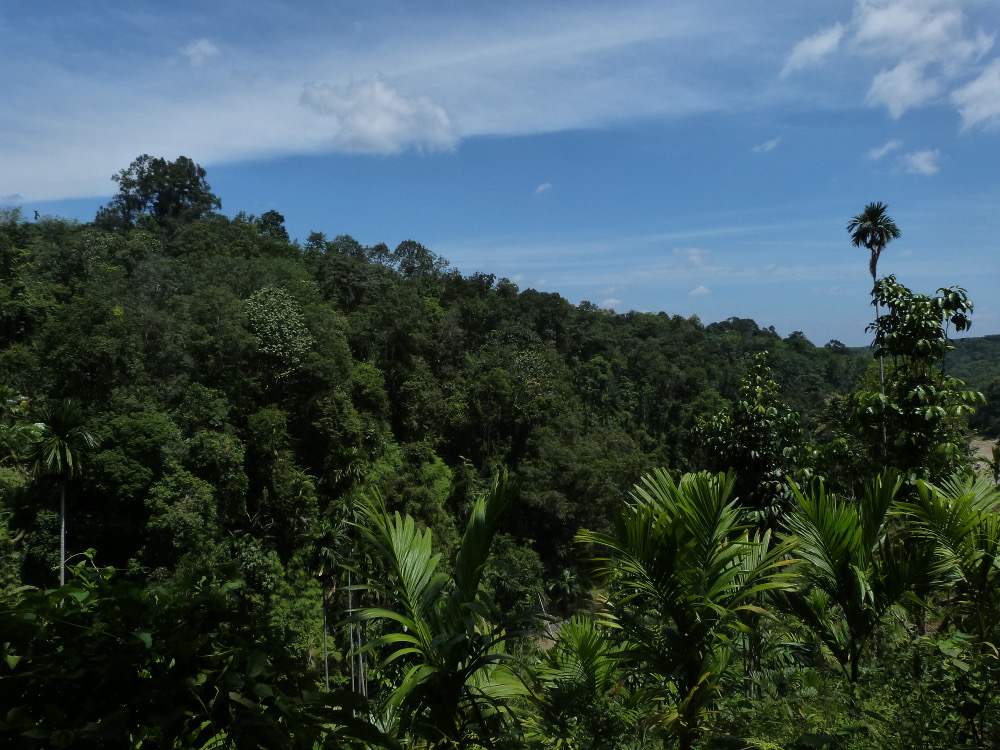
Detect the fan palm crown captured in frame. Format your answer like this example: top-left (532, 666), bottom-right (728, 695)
top-left (847, 201), bottom-right (901, 283)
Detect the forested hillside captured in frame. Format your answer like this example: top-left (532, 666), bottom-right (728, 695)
top-left (0, 157), bottom-right (996, 748)
top-left (951, 335), bottom-right (1000, 437)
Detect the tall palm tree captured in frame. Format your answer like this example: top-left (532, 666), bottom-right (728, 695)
top-left (847, 202), bottom-right (901, 433)
top-left (847, 201), bottom-right (900, 286)
top-left (577, 469), bottom-right (797, 749)
top-left (31, 399), bottom-right (98, 586)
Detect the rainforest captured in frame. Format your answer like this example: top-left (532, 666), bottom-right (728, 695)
top-left (0, 156), bottom-right (998, 749)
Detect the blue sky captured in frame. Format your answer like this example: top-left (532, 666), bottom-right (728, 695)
top-left (3, 0), bottom-right (999, 346)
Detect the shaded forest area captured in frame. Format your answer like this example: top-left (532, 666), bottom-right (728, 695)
top-left (0, 156), bottom-right (997, 748)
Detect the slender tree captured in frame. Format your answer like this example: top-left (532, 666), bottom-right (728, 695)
top-left (31, 399), bottom-right (98, 586)
top-left (848, 202), bottom-right (901, 442)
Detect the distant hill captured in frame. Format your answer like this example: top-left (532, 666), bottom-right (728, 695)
top-left (950, 335), bottom-right (1000, 437)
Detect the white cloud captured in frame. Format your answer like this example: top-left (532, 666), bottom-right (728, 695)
top-left (852, 0), bottom-right (992, 65)
top-left (535, 182), bottom-right (552, 195)
top-left (866, 59), bottom-right (941, 117)
top-left (300, 76), bottom-right (458, 155)
top-left (180, 38), bottom-right (221, 67)
top-left (866, 138), bottom-right (902, 159)
top-left (601, 298), bottom-right (622, 309)
top-left (689, 285), bottom-right (710, 297)
top-left (953, 59), bottom-right (1000, 129)
top-left (900, 148), bottom-right (941, 174)
top-left (674, 247), bottom-right (710, 266)
top-left (781, 23), bottom-right (844, 77)
top-left (752, 136), bottom-right (783, 153)
top-left (849, 0), bottom-right (995, 118)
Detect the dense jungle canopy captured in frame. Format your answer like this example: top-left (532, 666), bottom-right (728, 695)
top-left (0, 156), bottom-right (998, 749)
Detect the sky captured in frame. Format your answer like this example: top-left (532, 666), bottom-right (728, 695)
top-left (3, 0), bottom-right (1000, 347)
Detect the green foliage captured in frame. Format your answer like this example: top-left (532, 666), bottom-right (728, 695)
top-left (353, 471), bottom-right (526, 748)
top-left (779, 473), bottom-right (937, 686)
top-left (525, 616), bottom-right (651, 749)
top-left (578, 469), bottom-right (797, 749)
top-left (0, 560), bottom-right (393, 749)
top-left (30, 399), bottom-right (98, 480)
top-left (697, 353), bottom-right (809, 528)
top-left (245, 286), bottom-right (313, 381)
top-left (847, 201), bottom-right (900, 283)
top-left (96, 154), bottom-right (221, 231)
top-left (901, 474), bottom-right (1000, 641)
top-left (828, 276), bottom-right (984, 481)
top-left (5, 164), bottom-right (999, 747)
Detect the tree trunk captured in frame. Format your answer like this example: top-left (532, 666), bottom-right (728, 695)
top-left (323, 588), bottom-right (330, 692)
top-left (59, 482), bottom-right (66, 587)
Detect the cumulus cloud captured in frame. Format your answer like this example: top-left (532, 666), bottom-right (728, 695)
top-left (953, 59), bottom-right (1000, 129)
top-left (535, 182), bottom-right (552, 195)
top-left (752, 135), bottom-right (783, 153)
top-left (866, 138), bottom-right (902, 159)
top-left (180, 38), bottom-right (221, 67)
top-left (689, 285), bottom-right (710, 297)
top-left (674, 247), bottom-right (710, 266)
top-left (900, 148), bottom-right (941, 174)
top-left (301, 75), bottom-right (458, 154)
top-left (781, 23), bottom-right (844, 77)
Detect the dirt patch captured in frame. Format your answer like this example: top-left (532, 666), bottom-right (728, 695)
top-left (972, 437), bottom-right (998, 479)
top-left (972, 438), bottom-right (997, 459)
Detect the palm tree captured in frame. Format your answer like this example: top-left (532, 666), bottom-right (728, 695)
top-left (901, 474), bottom-right (1000, 643)
top-left (31, 399), bottom-right (98, 586)
top-left (780, 473), bottom-right (941, 688)
top-left (352, 471), bottom-right (526, 748)
top-left (524, 615), bottom-right (652, 749)
top-left (577, 469), bottom-right (797, 750)
top-left (847, 201), bottom-right (900, 286)
top-left (847, 202), bottom-right (900, 439)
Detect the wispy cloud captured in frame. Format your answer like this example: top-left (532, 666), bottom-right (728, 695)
top-left (180, 38), bottom-right (221, 67)
top-left (0, 2), bottom-right (778, 199)
top-left (900, 148), bottom-right (941, 175)
top-left (535, 182), bottom-right (552, 195)
top-left (601, 297), bottom-right (622, 309)
top-left (752, 136), bottom-right (783, 153)
top-left (781, 23), bottom-right (844, 77)
top-left (778, 1), bottom-right (998, 123)
top-left (953, 59), bottom-right (1000, 129)
top-left (300, 75), bottom-right (458, 154)
top-left (674, 247), bottom-right (710, 266)
top-left (852, 0), bottom-right (995, 118)
top-left (866, 138), bottom-right (902, 159)
top-left (689, 285), bottom-right (710, 297)
top-left (866, 59), bottom-right (942, 118)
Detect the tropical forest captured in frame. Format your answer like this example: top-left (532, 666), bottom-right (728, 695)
top-left (2, 155), bottom-right (1000, 749)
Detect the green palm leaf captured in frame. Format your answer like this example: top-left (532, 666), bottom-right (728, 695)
top-left (577, 469), bottom-right (797, 749)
